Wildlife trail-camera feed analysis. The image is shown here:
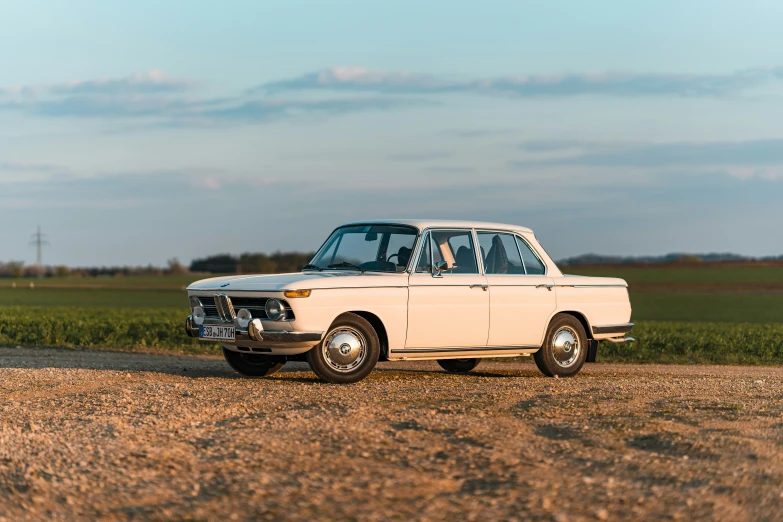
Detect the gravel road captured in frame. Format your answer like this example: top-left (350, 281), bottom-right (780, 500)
top-left (1, 346), bottom-right (782, 521)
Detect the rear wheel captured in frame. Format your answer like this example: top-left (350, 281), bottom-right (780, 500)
top-left (437, 358), bottom-right (481, 373)
top-left (307, 313), bottom-right (380, 384)
top-left (223, 348), bottom-right (285, 377)
top-left (534, 315), bottom-right (588, 378)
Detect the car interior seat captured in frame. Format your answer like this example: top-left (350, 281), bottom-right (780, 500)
top-left (484, 235), bottom-right (509, 274)
top-left (453, 246), bottom-right (476, 273)
top-left (396, 246), bottom-right (412, 269)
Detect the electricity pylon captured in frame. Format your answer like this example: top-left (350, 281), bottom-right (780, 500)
top-left (29, 226), bottom-right (50, 269)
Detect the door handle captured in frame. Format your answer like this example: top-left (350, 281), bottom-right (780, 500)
top-left (470, 284), bottom-right (489, 291)
top-left (536, 284), bottom-right (554, 291)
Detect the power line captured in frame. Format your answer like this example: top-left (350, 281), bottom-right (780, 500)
top-left (29, 226), bottom-right (50, 267)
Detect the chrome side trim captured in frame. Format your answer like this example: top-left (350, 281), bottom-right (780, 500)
top-left (394, 345), bottom-right (540, 354)
top-left (557, 284), bottom-right (629, 288)
top-left (593, 323), bottom-right (634, 335)
top-left (191, 286), bottom-right (409, 295)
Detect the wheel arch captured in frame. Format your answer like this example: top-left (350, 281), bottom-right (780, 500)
top-left (344, 310), bottom-right (389, 361)
top-left (555, 310), bottom-right (593, 340)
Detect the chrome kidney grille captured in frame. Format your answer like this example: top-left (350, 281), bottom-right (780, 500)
top-left (214, 294), bottom-right (236, 322)
top-left (197, 295), bottom-right (295, 321)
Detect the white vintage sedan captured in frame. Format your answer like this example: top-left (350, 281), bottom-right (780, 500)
top-left (185, 220), bottom-right (633, 383)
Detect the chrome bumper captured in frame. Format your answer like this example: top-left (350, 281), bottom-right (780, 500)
top-left (592, 323), bottom-right (634, 335)
top-left (185, 316), bottom-right (323, 344)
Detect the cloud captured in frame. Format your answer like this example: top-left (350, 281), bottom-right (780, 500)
top-left (447, 128), bottom-right (519, 139)
top-left (258, 66), bottom-right (783, 98)
top-left (0, 160), bottom-right (68, 173)
top-left (513, 138), bottom-right (783, 169)
top-left (725, 166), bottom-right (783, 181)
top-left (194, 97), bottom-right (430, 124)
top-left (0, 70), bottom-right (192, 98)
top-left (427, 166), bottom-right (475, 174)
top-left (48, 70), bottom-right (193, 95)
top-left (4, 65), bottom-right (783, 127)
top-left (390, 151), bottom-right (452, 161)
top-left (0, 69), bottom-right (431, 124)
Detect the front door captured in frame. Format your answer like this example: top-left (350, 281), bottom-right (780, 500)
top-left (406, 229), bottom-right (490, 349)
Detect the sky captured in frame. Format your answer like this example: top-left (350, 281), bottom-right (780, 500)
top-left (1, 0), bottom-right (783, 266)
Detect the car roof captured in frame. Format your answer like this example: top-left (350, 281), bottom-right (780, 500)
top-left (340, 219), bottom-right (534, 234)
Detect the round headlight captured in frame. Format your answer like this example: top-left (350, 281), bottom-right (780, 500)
top-left (265, 299), bottom-right (285, 321)
top-left (192, 306), bottom-right (206, 326)
top-left (236, 308), bottom-right (252, 329)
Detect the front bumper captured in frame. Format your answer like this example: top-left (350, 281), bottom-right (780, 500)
top-left (185, 316), bottom-right (323, 352)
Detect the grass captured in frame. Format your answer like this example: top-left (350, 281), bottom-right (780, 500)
top-left (600, 321), bottom-right (783, 365)
top-left (0, 266), bottom-right (782, 365)
top-left (568, 264), bottom-right (783, 285)
top-left (0, 306), bottom-right (218, 355)
top-left (630, 292), bottom-right (783, 323)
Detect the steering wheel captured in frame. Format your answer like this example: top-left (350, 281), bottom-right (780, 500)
top-left (386, 253), bottom-right (399, 264)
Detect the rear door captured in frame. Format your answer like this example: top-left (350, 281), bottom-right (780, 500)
top-left (477, 231), bottom-right (556, 347)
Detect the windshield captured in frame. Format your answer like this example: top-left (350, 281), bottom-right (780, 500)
top-left (307, 225), bottom-right (419, 273)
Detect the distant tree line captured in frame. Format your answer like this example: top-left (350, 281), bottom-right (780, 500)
top-left (4, 250), bottom-right (781, 278)
top-left (0, 258), bottom-right (189, 278)
top-left (558, 253), bottom-right (783, 266)
top-left (189, 252), bottom-right (316, 274)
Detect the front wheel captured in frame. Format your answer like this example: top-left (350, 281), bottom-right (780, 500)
top-left (534, 315), bottom-right (588, 378)
top-left (306, 313), bottom-right (380, 384)
top-left (223, 348), bottom-right (285, 377)
top-left (437, 358), bottom-right (481, 373)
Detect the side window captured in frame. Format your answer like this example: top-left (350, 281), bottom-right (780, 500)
top-left (431, 230), bottom-right (478, 274)
top-left (477, 232), bottom-right (525, 274)
top-left (516, 237), bottom-right (546, 275)
top-left (415, 233), bottom-right (431, 273)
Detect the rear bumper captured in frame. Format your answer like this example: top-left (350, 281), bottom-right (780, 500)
top-left (587, 325), bottom-right (636, 363)
top-left (185, 316), bottom-right (323, 352)
top-left (592, 323), bottom-right (634, 335)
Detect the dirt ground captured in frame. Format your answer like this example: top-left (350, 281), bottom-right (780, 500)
top-left (1, 346), bottom-right (782, 522)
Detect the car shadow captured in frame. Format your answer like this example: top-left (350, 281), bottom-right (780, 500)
top-left (0, 346), bottom-right (540, 381)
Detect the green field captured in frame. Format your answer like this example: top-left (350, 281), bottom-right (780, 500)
top-left (0, 266), bottom-right (781, 364)
top-left (568, 264), bottom-right (783, 284)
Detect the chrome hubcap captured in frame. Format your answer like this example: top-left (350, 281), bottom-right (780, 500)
top-left (552, 326), bottom-right (580, 368)
top-left (323, 327), bottom-right (366, 372)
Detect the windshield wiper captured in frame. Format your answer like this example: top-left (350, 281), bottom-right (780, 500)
top-left (302, 264), bottom-right (323, 272)
top-left (327, 262), bottom-right (366, 273)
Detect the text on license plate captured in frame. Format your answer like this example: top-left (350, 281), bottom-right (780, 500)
top-left (200, 325), bottom-right (235, 341)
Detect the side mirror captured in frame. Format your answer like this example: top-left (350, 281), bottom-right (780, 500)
top-left (433, 261), bottom-right (449, 276)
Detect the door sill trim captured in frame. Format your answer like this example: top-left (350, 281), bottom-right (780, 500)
top-left (393, 345), bottom-right (540, 354)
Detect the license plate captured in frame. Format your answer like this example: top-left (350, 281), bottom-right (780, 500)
top-left (199, 325), bottom-right (235, 341)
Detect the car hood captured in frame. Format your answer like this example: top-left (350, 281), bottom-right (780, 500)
top-left (186, 271), bottom-right (407, 292)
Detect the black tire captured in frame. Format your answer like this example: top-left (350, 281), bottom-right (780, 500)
top-left (534, 315), bottom-right (588, 378)
top-left (306, 313), bottom-right (380, 384)
top-left (223, 348), bottom-right (285, 377)
top-left (437, 358), bottom-right (481, 373)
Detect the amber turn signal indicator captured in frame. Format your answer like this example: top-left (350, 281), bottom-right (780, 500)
top-left (284, 289), bottom-right (312, 298)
